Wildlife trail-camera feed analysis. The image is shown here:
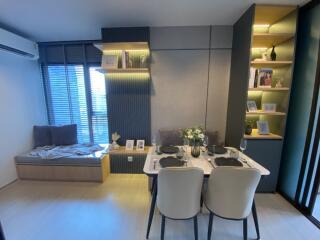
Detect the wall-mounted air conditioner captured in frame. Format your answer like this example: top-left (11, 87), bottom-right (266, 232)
top-left (0, 28), bottom-right (39, 60)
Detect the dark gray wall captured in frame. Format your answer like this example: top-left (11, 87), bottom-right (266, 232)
top-left (150, 26), bottom-right (233, 143)
top-left (279, 4), bottom-right (320, 200)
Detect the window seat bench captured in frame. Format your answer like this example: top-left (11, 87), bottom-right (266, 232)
top-left (15, 150), bottom-right (109, 183)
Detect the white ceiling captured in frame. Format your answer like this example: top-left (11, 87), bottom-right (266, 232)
top-left (0, 0), bottom-right (308, 42)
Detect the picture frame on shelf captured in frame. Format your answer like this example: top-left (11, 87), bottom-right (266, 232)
top-left (136, 140), bottom-right (145, 151)
top-left (258, 68), bottom-right (273, 88)
top-left (247, 100), bottom-right (258, 112)
top-left (257, 121), bottom-right (270, 135)
top-left (262, 103), bottom-right (277, 112)
top-left (102, 55), bottom-right (118, 69)
top-left (125, 140), bottom-right (134, 151)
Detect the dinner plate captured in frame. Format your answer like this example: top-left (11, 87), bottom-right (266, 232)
top-left (159, 157), bottom-right (184, 168)
top-left (214, 157), bottom-right (243, 167)
top-left (160, 146), bottom-right (179, 154)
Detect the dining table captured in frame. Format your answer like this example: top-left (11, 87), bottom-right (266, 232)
top-left (143, 146), bottom-right (270, 239)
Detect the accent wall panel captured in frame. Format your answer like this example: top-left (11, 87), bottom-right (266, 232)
top-left (150, 50), bottom-right (208, 136)
top-left (107, 73), bottom-right (151, 145)
top-left (150, 26), bottom-right (210, 50)
top-left (206, 50), bottom-right (232, 144)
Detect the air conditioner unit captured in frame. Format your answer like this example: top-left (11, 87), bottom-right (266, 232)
top-left (0, 28), bottom-right (39, 60)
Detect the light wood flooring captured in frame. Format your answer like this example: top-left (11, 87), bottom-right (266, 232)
top-left (0, 174), bottom-right (319, 240)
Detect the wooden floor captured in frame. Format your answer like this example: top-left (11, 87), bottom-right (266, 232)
top-left (0, 174), bottom-right (319, 240)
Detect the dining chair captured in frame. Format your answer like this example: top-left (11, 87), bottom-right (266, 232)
top-left (204, 167), bottom-right (261, 240)
top-left (157, 167), bottom-right (204, 240)
top-left (0, 220), bottom-right (5, 240)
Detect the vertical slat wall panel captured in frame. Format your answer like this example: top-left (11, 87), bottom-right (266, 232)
top-left (106, 73), bottom-right (151, 145)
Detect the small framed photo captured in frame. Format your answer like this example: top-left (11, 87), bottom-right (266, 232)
top-left (257, 121), bottom-right (270, 135)
top-left (102, 55), bottom-right (118, 69)
top-left (262, 103), bottom-right (277, 112)
top-left (247, 101), bottom-right (258, 112)
top-left (258, 68), bottom-right (273, 88)
top-left (136, 140), bottom-right (145, 151)
top-left (125, 140), bottom-right (134, 151)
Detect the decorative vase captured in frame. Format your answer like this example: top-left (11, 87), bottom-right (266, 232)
top-left (270, 46), bottom-right (277, 61)
top-left (191, 142), bottom-right (201, 158)
top-left (245, 125), bottom-right (253, 135)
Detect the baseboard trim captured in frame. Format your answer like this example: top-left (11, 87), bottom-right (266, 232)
top-left (0, 179), bottom-right (18, 192)
top-left (278, 190), bottom-right (320, 229)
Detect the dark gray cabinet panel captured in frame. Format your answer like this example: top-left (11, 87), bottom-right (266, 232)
top-left (245, 140), bottom-right (283, 192)
top-left (110, 154), bottom-right (147, 174)
top-left (225, 5), bottom-right (254, 147)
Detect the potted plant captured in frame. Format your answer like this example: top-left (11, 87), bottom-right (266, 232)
top-left (245, 120), bottom-right (254, 135)
top-left (182, 126), bottom-right (205, 158)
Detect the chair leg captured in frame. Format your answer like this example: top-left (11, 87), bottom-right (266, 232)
top-left (193, 216), bottom-right (198, 240)
top-left (161, 215), bottom-right (165, 240)
top-left (252, 200), bottom-right (261, 239)
top-left (243, 218), bottom-right (247, 240)
top-left (207, 212), bottom-right (214, 240)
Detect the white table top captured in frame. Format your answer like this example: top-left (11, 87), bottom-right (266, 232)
top-left (143, 147), bottom-right (270, 176)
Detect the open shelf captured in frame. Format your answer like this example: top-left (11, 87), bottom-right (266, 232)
top-left (252, 33), bottom-right (295, 48)
top-left (94, 42), bottom-right (149, 51)
top-left (254, 5), bottom-right (296, 25)
top-left (251, 60), bottom-right (292, 67)
top-left (248, 87), bottom-right (290, 92)
top-left (244, 129), bottom-right (283, 140)
top-left (246, 111), bottom-right (286, 116)
top-left (96, 68), bottom-right (149, 74)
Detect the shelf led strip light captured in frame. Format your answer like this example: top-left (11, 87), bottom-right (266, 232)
top-left (253, 24), bottom-right (270, 33)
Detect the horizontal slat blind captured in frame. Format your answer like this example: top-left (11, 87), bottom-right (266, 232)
top-left (89, 67), bottom-right (109, 144)
top-left (45, 65), bottom-right (90, 143)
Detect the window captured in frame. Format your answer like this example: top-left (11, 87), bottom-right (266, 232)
top-left (44, 64), bottom-right (109, 144)
top-left (89, 67), bottom-right (109, 143)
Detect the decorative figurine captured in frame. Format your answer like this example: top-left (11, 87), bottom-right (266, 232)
top-left (111, 132), bottom-right (121, 150)
top-left (270, 46), bottom-right (277, 61)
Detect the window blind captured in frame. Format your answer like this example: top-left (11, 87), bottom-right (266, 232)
top-left (40, 43), bottom-right (109, 144)
top-left (45, 65), bottom-right (90, 143)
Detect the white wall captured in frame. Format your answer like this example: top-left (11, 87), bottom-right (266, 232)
top-left (150, 26), bottom-right (232, 143)
top-left (0, 51), bottom-right (47, 188)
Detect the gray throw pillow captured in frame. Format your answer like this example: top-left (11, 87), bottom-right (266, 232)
top-left (51, 124), bottom-right (78, 146)
top-left (33, 125), bottom-right (52, 148)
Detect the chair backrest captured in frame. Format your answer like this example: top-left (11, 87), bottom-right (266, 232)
top-left (159, 129), bottom-right (183, 146)
top-left (157, 167), bottom-right (204, 219)
top-left (205, 167), bottom-right (261, 219)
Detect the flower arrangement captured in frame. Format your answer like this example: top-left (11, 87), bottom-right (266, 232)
top-left (182, 126), bottom-right (205, 144)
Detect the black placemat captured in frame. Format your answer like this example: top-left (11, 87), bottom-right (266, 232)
top-left (159, 157), bottom-right (184, 168)
top-left (160, 146), bottom-right (179, 154)
top-left (214, 157), bottom-right (243, 167)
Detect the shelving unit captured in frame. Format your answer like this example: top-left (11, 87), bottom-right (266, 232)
top-left (226, 4), bottom-right (298, 192)
top-left (246, 111), bottom-right (286, 116)
top-left (96, 68), bottom-right (149, 74)
top-left (251, 60), bottom-right (292, 67)
top-left (248, 87), bottom-right (290, 92)
top-left (94, 42), bottom-right (150, 75)
top-left (252, 33), bottom-right (294, 48)
top-left (245, 129), bottom-right (283, 140)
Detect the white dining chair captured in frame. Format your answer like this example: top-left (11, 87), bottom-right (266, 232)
top-left (157, 167), bottom-right (204, 240)
top-left (204, 167), bottom-right (261, 240)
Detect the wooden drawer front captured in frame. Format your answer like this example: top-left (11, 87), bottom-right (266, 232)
top-left (110, 154), bottom-right (147, 173)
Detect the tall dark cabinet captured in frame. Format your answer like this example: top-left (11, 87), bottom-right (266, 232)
top-left (225, 5), bottom-right (298, 192)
